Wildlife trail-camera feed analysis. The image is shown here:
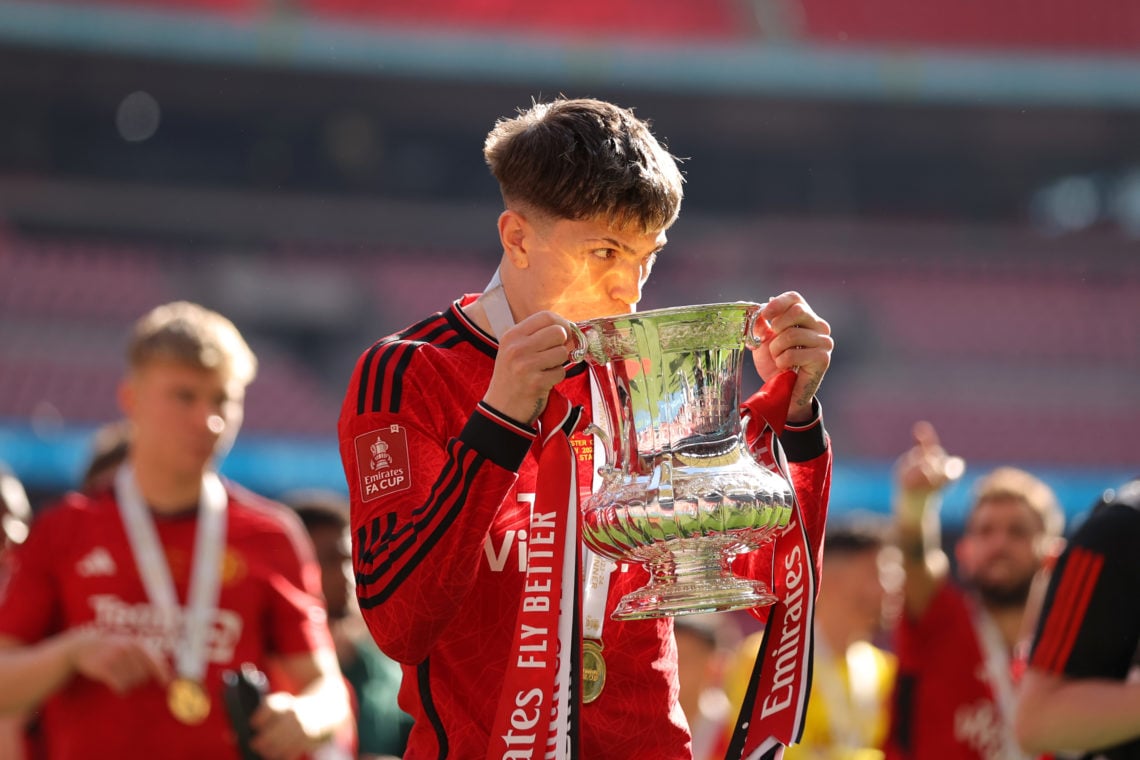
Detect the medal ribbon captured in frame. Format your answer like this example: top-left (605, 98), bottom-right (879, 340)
top-left (974, 606), bottom-right (1033, 759)
top-left (115, 465), bottom-right (227, 682)
top-left (580, 552), bottom-right (612, 642)
top-left (726, 369), bottom-right (818, 760)
top-left (481, 268), bottom-right (514, 339)
top-left (480, 271), bottom-right (586, 759)
top-left (582, 371), bottom-right (614, 647)
top-left (486, 394), bottom-right (583, 760)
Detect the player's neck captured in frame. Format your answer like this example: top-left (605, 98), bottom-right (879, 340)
top-left (128, 457), bottom-right (205, 516)
top-left (984, 603), bottom-right (1026, 651)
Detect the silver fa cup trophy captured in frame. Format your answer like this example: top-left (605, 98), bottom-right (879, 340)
top-left (569, 302), bottom-right (795, 621)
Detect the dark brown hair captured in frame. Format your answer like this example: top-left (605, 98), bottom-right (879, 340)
top-left (483, 97), bottom-right (684, 233)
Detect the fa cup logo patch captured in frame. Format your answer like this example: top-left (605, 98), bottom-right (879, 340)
top-left (355, 425), bottom-right (412, 501)
top-left (369, 437), bottom-right (393, 471)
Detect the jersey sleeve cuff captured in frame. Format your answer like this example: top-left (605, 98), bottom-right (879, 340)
top-left (779, 398), bottom-right (828, 462)
top-left (459, 402), bottom-right (536, 472)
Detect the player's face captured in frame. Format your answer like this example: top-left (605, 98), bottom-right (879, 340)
top-left (517, 215), bottom-right (667, 322)
top-left (958, 497), bottom-right (1046, 608)
top-left (309, 523), bottom-right (353, 619)
top-left (121, 359), bottom-right (245, 479)
top-left (821, 548), bottom-right (889, 640)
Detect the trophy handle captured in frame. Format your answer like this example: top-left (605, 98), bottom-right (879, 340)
top-left (739, 409), bottom-right (788, 455)
top-left (585, 422), bottom-right (617, 477)
top-left (567, 322), bottom-right (589, 364)
top-left (743, 304), bottom-right (769, 350)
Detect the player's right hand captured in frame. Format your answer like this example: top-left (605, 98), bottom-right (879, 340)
top-left (895, 421), bottom-right (965, 498)
top-left (483, 311), bottom-right (578, 425)
top-left (68, 628), bottom-right (171, 694)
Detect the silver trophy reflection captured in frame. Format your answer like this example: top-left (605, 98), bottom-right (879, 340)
top-left (570, 302), bottom-right (794, 621)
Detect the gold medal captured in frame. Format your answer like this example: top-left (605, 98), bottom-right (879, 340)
top-left (168, 677), bottom-right (211, 725)
top-left (581, 639), bottom-right (606, 704)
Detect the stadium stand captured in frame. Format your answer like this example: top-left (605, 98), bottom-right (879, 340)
top-left (34, 0), bottom-right (1140, 52)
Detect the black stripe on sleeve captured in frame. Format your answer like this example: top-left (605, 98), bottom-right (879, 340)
top-left (355, 341), bottom-right (385, 416)
top-left (416, 659), bottom-right (448, 760)
top-left (372, 341), bottom-right (417, 414)
top-left (369, 317), bottom-right (458, 415)
top-left (356, 440), bottom-right (482, 606)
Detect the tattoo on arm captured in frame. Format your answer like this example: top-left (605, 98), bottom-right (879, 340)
top-left (526, 399), bottom-right (544, 426)
top-left (795, 372), bottom-right (822, 408)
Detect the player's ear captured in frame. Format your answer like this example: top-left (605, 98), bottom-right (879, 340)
top-left (498, 209), bottom-right (533, 270)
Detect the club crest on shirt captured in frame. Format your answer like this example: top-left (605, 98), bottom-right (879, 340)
top-left (355, 425), bottom-right (412, 501)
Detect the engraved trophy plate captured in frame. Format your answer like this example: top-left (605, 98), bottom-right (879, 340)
top-left (570, 302), bottom-right (793, 620)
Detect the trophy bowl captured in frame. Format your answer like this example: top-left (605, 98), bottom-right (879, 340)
top-left (571, 302), bottom-right (794, 621)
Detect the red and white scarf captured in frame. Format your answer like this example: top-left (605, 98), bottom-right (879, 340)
top-left (487, 394), bottom-right (584, 760)
top-left (726, 369), bottom-right (818, 760)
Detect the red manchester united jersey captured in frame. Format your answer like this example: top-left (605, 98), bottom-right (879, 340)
top-left (885, 582), bottom-right (1023, 760)
top-left (1028, 489), bottom-right (1140, 760)
top-left (0, 482), bottom-right (333, 760)
top-left (337, 297), bottom-right (832, 759)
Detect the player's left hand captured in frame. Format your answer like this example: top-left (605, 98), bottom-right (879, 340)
top-left (750, 291), bottom-right (833, 423)
top-left (248, 692), bottom-right (317, 760)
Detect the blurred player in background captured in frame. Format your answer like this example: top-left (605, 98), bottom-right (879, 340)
top-left (0, 301), bottom-right (354, 760)
top-left (286, 490), bottom-right (411, 760)
top-left (1016, 478), bottom-right (1140, 759)
top-left (0, 463), bottom-right (33, 760)
top-left (885, 421), bottom-right (1064, 760)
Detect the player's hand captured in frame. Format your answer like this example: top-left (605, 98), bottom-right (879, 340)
top-left (248, 692), bottom-right (312, 760)
top-left (895, 421), bottom-right (965, 498)
top-left (750, 292), bottom-right (833, 423)
top-left (483, 310), bottom-right (578, 425)
top-left (68, 629), bottom-right (171, 694)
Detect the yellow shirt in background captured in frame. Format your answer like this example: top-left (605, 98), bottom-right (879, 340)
top-left (724, 631), bottom-right (896, 760)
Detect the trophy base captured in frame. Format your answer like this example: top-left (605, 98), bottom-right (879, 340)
top-left (611, 576), bottom-right (776, 621)
top-left (609, 543), bottom-right (778, 621)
